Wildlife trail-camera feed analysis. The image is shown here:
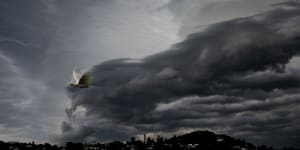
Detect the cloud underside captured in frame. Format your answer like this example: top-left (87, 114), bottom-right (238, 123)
top-left (63, 2), bottom-right (300, 147)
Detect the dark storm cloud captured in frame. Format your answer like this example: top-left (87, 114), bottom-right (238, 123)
top-left (64, 1), bottom-right (300, 148)
top-left (165, 0), bottom-right (286, 37)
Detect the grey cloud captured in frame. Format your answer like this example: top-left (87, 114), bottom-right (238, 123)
top-left (165, 0), bottom-right (286, 37)
top-left (0, 0), bottom-right (53, 77)
top-left (0, 52), bottom-right (32, 127)
top-left (0, 0), bottom-right (70, 142)
top-left (64, 2), bottom-right (300, 148)
top-left (0, 0), bottom-right (179, 144)
top-left (58, 122), bottom-right (94, 143)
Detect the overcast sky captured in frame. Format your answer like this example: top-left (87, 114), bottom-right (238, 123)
top-left (0, 0), bottom-right (300, 148)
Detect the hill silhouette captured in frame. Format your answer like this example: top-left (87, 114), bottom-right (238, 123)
top-left (0, 130), bottom-right (299, 150)
top-left (166, 131), bottom-right (254, 150)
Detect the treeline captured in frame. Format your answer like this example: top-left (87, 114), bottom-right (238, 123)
top-left (0, 131), bottom-right (298, 150)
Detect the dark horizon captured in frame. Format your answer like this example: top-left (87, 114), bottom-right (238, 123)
top-left (0, 130), bottom-right (299, 150)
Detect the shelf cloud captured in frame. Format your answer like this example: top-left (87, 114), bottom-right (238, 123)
top-left (63, 1), bottom-right (300, 147)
